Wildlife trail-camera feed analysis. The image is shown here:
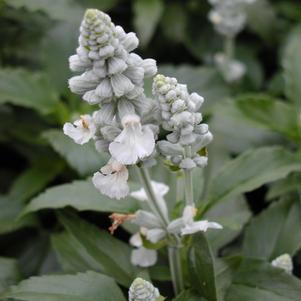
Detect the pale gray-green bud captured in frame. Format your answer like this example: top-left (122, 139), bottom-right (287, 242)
top-left (128, 278), bottom-right (160, 301)
top-left (271, 254), bottom-right (293, 274)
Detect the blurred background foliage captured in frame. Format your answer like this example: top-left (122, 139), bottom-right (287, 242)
top-left (1, 0), bottom-right (301, 298)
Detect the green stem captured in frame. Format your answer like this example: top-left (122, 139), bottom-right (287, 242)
top-left (136, 166), bottom-right (169, 226)
top-left (224, 36), bottom-right (235, 61)
top-left (184, 146), bottom-right (194, 206)
top-left (136, 166), bottom-right (184, 295)
top-left (168, 245), bottom-right (184, 295)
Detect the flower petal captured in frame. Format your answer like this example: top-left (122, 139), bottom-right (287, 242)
top-left (131, 247), bottom-right (157, 267)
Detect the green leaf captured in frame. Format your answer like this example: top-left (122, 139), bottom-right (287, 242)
top-left (73, 0), bottom-right (120, 12)
top-left (225, 258), bottom-right (301, 301)
top-left (188, 233), bottom-right (218, 301)
top-left (7, 0), bottom-right (83, 22)
top-left (0, 196), bottom-right (36, 235)
top-left (234, 95), bottom-right (300, 142)
top-left (0, 69), bottom-right (59, 114)
top-left (0, 257), bottom-right (21, 294)
top-left (51, 231), bottom-right (100, 273)
top-left (1, 271), bottom-right (126, 301)
top-left (173, 290), bottom-right (206, 301)
top-left (43, 129), bottom-right (107, 176)
top-left (211, 99), bottom-right (272, 154)
top-left (246, 0), bottom-right (278, 41)
top-left (22, 179), bottom-right (139, 216)
top-left (283, 25), bottom-right (301, 108)
top-left (158, 65), bottom-right (230, 112)
top-left (55, 212), bottom-right (139, 287)
top-left (8, 160), bottom-right (64, 203)
top-left (160, 3), bottom-right (187, 43)
top-left (267, 173), bottom-right (301, 200)
top-left (133, 0), bottom-right (164, 47)
top-left (205, 196), bottom-right (251, 253)
top-left (206, 146), bottom-right (301, 209)
top-left (215, 256), bottom-right (242, 300)
top-left (243, 198), bottom-right (301, 259)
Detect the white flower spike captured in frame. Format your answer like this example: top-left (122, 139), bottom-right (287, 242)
top-left (109, 114), bottom-right (155, 165)
top-left (92, 158), bottom-right (129, 199)
top-left (63, 114), bottom-right (96, 145)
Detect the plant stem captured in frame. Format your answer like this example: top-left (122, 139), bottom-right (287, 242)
top-left (168, 245), bottom-right (184, 295)
top-left (136, 166), bottom-right (184, 295)
top-left (224, 36), bottom-right (234, 61)
top-left (184, 146), bottom-right (194, 206)
top-left (136, 166), bottom-right (169, 226)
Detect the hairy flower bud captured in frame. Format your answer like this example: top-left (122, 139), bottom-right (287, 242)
top-left (152, 74), bottom-right (212, 169)
top-left (271, 254), bottom-right (293, 274)
top-left (128, 278), bottom-right (160, 301)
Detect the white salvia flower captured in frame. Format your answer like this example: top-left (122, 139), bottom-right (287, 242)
top-left (131, 181), bottom-right (169, 221)
top-left (92, 158), bottom-right (129, 199)
top-left (131, 181), bottom-right (169, 201)
top-left (271, 254), bottom-right (293, 274)
top-left (63, 115), bottom-right (96, 145)
top-left (129, 232), bottom-right (158, 268)
top-left (109, 114), bottom-right (155, 165)
top-left (214, 53), bottom-right (246, 82)
top-left (168, 205), bottom-right (223, 236)
top-left (131, 247), bottom-right (157, 268)
top-left (128, 278), bottom-right (160, 301)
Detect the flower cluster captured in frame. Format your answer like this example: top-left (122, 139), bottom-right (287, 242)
top-left (128, 181), bottom-right (222, 267)
top-left (208, 0), bottom-right (256, 38)
top-left (128, 278), bottom-right (160, 301)
top-left (153, 74), bottom-right (213, 170)
top-left (63, 9), bottom-right (158, 199)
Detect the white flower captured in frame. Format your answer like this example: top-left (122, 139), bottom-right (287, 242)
top-left (271, 254), bottom-right (293, 274)
top-left (130, 232), bottom-right (157, 268)
top-left (92, 158), bottom-right (129, 199)
top-left (131, 181), bottom-right (169, 201)
top-left (63, 115), bottom-right (96, 145)
top-left (109, 114), bottom-right (155, 165)
top-left (168, 205), bottom-right (223, 236)
top-left (131, 247), bottom-right (157, 268)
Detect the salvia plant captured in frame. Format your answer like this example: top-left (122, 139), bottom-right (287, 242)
top-left (63, 8), bottom-right (222, 295)
top-left (1, 1), bottom-right (301, 301)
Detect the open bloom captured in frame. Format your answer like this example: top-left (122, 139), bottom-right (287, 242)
top-left (168, 205), bottom-right (223, 236)
top-left (131, 181), bottom-right (169, 221)
top-left (130, 232), bottom-right (157, 268)
top-left (214, 53), bottom-right (246, 82)
top-left (63, 115), bottom-right (96, 145)
top-left (92, 158), bottom-right (129, 199)
top-left (131, 181), bottom-right (169, 201)
top-left (109, 114), bottom-right (155, 165)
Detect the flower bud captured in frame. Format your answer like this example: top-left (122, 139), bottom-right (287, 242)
top-left (128, 278), bottom-right (160, 301)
